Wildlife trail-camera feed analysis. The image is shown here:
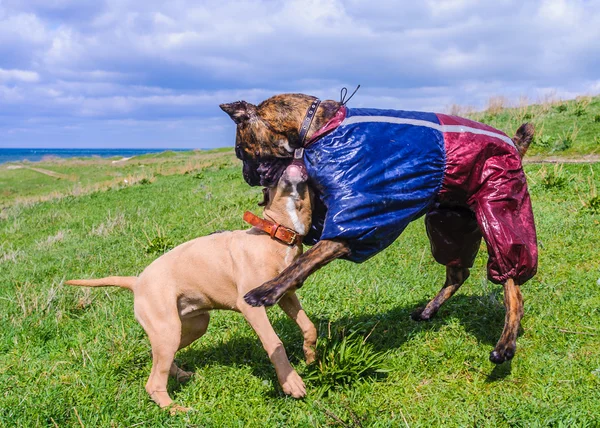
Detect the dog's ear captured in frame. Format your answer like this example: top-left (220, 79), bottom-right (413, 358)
top-left (220, 101), bottom-right (257, 124)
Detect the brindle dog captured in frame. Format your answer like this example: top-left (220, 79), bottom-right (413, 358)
top-left (220, 94), bottom-right (534, 364)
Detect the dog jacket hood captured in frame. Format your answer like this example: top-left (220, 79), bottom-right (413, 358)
top-left (303, 108), bottom-right (446, 262)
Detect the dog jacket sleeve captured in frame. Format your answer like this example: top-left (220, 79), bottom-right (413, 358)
top-left (303, 108), bottom-right (446, 262)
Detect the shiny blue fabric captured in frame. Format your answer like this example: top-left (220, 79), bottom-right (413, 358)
top-left (304, 108), bottom-right (446, 262)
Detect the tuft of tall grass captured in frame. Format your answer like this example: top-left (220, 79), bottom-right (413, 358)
top-left (486, 96), bottom-right (509, 116)
top-left (580, 173), bottom-right (600, 214)
top-left (554, 103), bottom-right (568, 113)
top-left (141, 226), bottom-right (174, 254)
top-left (304, 323), bottom-right (389, 396)
top-left (552, 124), bottom-right (579, 152)
top-left (573, 96), bottom-right (591, 117)
top-left (537, 164), bottom-right (570, 190)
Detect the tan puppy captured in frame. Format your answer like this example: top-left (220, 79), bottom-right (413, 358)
top-left (66, 162), bottom-right (316, 411)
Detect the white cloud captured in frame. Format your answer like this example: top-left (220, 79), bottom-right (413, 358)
top-left (0, 0), bottom-right (599, 148)
top-left (0, 69), bottom-right (40, 83)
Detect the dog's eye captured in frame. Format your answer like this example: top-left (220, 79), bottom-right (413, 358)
top-left (254, 149), bottom-right (260, 157)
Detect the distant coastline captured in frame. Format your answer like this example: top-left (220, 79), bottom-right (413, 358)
top-left (0, 148), bottom-right (193, 165)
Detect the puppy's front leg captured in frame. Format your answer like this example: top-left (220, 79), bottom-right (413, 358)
top-left (238, 301), bottom-right (306, 398)
top-left (244, 239), bottom-right (350, 307)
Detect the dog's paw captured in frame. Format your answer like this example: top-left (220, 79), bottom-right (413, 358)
top-left (282, 371), bottom-right (306, 399)
top-left (244, 283), bottom-right (283, 307)
top-left (411, 306), bottom-right (434, 322)
top-left (489, 345), bottom-right (516, 364)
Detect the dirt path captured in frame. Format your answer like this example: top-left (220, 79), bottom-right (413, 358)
top-left (6, 165), bottom-right (73, 180)
top-left (524, 155), bottom-right (600, 164)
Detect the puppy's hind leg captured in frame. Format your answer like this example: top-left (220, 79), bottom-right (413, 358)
top-left (278, 293), bottom-right (317, 364)
top-left (238, 300), bottom-right (306, 398)
top-left (134, 297), bottom-right (186, 411)
top-left (170, 313), bottom-right (210, 383)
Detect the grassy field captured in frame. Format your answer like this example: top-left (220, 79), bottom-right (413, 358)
top-left (0, 148), bottom-right (236, 208)
top-left (465, 94), bottom-right (600, 157)
top-left (1, 150), bottom-right (599, 426)
top-left (1, 97), bottom-right (600, 426)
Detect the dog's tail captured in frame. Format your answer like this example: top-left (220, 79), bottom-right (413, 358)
top-left (512, 123), bottom-right (535, 158)
top-left (66, 276), bottom-right (137, 291)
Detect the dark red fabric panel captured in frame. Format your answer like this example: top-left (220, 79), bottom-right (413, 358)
top-left (436, 130), bottom-right (538, 285)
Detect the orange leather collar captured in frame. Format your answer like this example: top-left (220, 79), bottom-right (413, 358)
top-left (243, 211), bottom-right (302, 246)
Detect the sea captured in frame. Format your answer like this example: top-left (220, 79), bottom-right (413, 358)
top-left (0, 148), bottom-right (191, 165)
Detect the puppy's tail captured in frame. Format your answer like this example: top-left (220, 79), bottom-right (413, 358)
top-left (66, 276), bottom-right (137, 291)
top-left (512, 123), bottom-right (535, 158)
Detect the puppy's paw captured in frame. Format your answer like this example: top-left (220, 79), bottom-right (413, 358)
top-left (303, 345), bottom-right (316, 365)
top-left (168, 404), bottom-right (192, 415)
top-left (244, 282), bottom-right (285, 307)
top-left (281, 371), bottom-right (306, 399)
top-left (175, 369), bottom-right (194, 383)
top-left (489, 345), bottom-right (516, 364)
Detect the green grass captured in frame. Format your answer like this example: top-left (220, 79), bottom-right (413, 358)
top-left (466, 95), bottom-right (600, 156)
top-left (1, 152), bottom-right (599, 426)
top-left (0, 148), bottom-right (236, 207)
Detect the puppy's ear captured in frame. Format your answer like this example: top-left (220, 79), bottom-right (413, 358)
top-left (220, 101), bottom-right (257, 124)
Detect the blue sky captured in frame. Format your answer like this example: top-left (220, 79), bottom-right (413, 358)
top-left (1, 0), bottom-right (599, 149)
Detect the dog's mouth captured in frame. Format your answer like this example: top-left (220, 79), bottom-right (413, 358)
top-left (243, 158), bottom-right (290, 187)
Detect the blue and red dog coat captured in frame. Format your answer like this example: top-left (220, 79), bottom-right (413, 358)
top-left (303, 106), bottom-right (538, 285)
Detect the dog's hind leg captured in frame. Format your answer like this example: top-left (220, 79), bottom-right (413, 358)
top-left (468, 154), bottom-right (536, 363)
top-left (412, 266), bottom-right (470, 321)
top-left (413, 204), bottom-right (481, 321)
top-left (238, 300), bottom-right (306, 398)
top-left (170, 313), bottom-right (210, 383)
top-left (278, 293), bottom-right (317, 364)
top-left (489, 279), bottom-right (523, 364)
